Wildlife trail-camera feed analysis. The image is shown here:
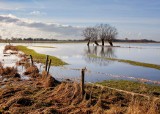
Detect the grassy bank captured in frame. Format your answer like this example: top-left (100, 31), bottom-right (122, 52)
top-left (16, 45), bottom-right (67, 66)
top-left (96, 80), bottom-right (160, 97)
top-left (32, 46), bottom-right (55, 48)
top-left (90, 54), bottom-right (160, 70)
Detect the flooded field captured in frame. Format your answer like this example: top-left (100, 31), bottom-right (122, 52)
top-left (2, 42), bottom-right (158, 83)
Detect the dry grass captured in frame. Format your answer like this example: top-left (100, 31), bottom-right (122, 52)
top-left (126, 97), bottom-right (160, 114)
top-left (0, 64), bottom-right (20, 78)
top-left (41, 71), bottom-right (60, 88)
top-left (4, 45), bottom-right (18, 53)
top-left (16, 56), bottom-right (29, 65)
top-left (45, 76), bottom-right (59, 88)
top-left (23, 66), bottom-right (40, 78)
top-left (0, 78), bottom-right (159, 114)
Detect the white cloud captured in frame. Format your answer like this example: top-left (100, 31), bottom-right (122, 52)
top-left (29, 11), bottom-right (46, 16)
top-left (0, 14), bottom-right (83, 39)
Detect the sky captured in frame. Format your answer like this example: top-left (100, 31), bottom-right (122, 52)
top-left (0, 0), bottom-right (160, 41)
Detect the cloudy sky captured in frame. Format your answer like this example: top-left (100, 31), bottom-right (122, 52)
top-left (0, 0), bottom-right (160, 41)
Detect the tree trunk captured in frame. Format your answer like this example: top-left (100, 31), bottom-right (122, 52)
top-left (94, 41), bottom-right (99, 46)
top-left (87, 39), bottom-right (90, 46)
top-left (102, 39), bottom-right (104, 46)
top-left (108, 40), bottom-right (113, 46)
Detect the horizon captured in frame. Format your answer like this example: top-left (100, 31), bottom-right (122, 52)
top-left (0, 0), bottom-right (160, 41)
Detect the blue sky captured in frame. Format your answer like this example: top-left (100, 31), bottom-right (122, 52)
top-left (0, 0), bottom-right (160, 40)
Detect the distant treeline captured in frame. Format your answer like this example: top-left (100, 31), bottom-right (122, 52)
top-left (0, 37), bottom-right (158, 43)
top-left (113, 39), bottom-right (157, 43)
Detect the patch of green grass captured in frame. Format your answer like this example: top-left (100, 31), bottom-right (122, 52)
top-left (32, 46), bottom-right (55, 48)
top-left (89, 54), bottom-right (160, 70)
top-left (96, 80), bottom-right (160, 97)
top-left (16, 45), bottom-right (67, 66)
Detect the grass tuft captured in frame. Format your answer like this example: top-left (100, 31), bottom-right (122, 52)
top-left (24, 66), bottom-right (40, 78)
top-left (0, 64), bottom-right (20, 78)
top-left (4, 45), bottom-right (18, 52)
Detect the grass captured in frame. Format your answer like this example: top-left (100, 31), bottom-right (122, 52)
top-left (0, 73), bottom-right (160, 113)
top-left (89, 54), bottom-right (160, 70)
top-left (4, 45), bottom-right (18, 52)
top-left (0, 63), bottom-right (20, 78)
top-left (32, 46), bottom-right (55, 48)
top-left (16, 45), bottom-right (67, 66)
top-left (96, 80), bottom-right (160, 97)
top-left (1, 79), bottom-right (160, 113)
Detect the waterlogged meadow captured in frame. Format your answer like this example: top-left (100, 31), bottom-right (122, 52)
top-left (0, 43), bottom-right (160, 113)
top-left (0, 43), bottom-right (160, 83)
top-left (23, 43), bottom-right (160, 83)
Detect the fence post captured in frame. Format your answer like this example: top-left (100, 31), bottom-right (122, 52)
top-left (30, 55), bottom-right (33, 66)
top-left (45, 55), bottom-right (49, 71)
top-left (47, 59), bottom-right (52, 76)
top-left (81, 68), bottom-right (85, 96)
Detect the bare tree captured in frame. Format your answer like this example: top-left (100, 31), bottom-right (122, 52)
top-left (91, 27), bottom-right (99, 46)
top-left (83, 27), bottom-right (93, 46)
top-left (97, 24), bottom-right (118, 46)
top-left (107, 26), bottom-right (118, 46)
top-left (83, 27), bottom-right (99, 46)
top-left (97, 24), bottom-right (109, 46)
top-left (83, 24), bottom-right (118, 46)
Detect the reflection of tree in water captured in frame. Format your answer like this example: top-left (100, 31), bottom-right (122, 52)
top-left (84, 46), bottom-right (116, 66)
top-left (100, 46), bottom-right (116, 58)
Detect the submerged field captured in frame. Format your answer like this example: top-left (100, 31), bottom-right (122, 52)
top-left (24, 42), bottom-right (160, 82)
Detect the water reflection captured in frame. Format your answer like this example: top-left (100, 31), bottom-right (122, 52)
top-left (84, 46), bottom-right (116, 66)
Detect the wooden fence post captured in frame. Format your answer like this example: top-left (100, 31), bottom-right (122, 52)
top-left (45, 55), bottom-right (49, 71)
top-left (81, 68), bottom-right (85, 96)
top-left (30, 55), bottom-right (33, 66)
top-left (47, 59), bottom-right (52, 76)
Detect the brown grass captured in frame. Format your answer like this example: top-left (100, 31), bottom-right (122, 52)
top-left (16, 53), bottom-right (30, 68)
top-left (44, 75), bottom-right (60, 88)
top-left (126, 96), bottom-right (160, 114)
top-left (0, 79), bottom-right (160, 114)
top-left (41, 71), bottom-right (60, 87)
top-left (17, 57), bottom-right (29, 65)
top-left (3, 96), bottom-right (33, 110)
top-left (23, 65), bottom-right (40, 78)
top-left (0, 65), bottom-right (20, 78)
top-left (4, 45), bottom-right (18, 52)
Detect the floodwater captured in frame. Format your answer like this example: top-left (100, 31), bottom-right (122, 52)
top-left (1, 43), bottom-right (160, 82)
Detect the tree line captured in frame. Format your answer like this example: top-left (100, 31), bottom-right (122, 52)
top-left (83, 23), bottom-right (118, 46)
